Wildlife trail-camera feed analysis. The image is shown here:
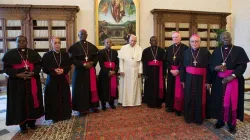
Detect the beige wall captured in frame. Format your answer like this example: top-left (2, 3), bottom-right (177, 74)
top-left (0, 0), bottom-right (231, 48)
top-left (231, 0), bottom-right (250, 77)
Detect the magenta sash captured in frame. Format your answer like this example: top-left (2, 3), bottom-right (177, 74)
top-left (104, 62), bottom-right (117, 98)
top-left (83, 62), bottom-right (99, 103)
top-left (186, 66), bottom-right (206, 119)
top-left (12, 61), bottom-right (39, 108)
top-left (171, 66), bottom-right (184, 111)
top-left (148, 60), bottom-right (163, 99)
top-left (218, 70), bottom-right (238, 125)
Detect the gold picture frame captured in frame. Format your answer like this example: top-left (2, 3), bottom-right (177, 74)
top-left (95, 0), bottom-right (140, 50)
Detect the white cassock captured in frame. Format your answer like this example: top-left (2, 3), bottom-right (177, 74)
top-left (118, 44), bottom-right (143, 106)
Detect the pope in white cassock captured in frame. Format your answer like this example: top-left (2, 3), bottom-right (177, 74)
top-left (118, 35), bottom-right (143, 106)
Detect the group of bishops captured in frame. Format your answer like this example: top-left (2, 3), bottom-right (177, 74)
top-left (161, 31), bottom-right (248, 134)
top-left (2, 29), bottom-right (249, 134)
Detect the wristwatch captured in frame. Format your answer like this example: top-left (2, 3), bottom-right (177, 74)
top-left (232, 74), bottom-right (236, 78)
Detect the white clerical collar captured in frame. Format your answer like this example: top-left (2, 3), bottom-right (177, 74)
top-left (175, 42), bottom-right (181, 47)
top-left (82, 40), bottom-right (87, 43)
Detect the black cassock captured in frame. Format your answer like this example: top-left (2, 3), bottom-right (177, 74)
top-left (42, 51), bottom-right (72, 122)
top-left (180, 48), bottom-right (211, 123)
top-left (165, 43), bottom-right (189, 110)
top-left (210, 45), bottom-right (249, 122)
top-left (68, 41), bottom-right (99, 112)
top-left (98, 49), bottom-right (119, 105)
top-left (142, 46), bottom-right (166, 108)
top-left (2, 48), bottom-right (44, 125)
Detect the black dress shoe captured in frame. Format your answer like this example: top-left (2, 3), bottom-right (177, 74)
top-left (102, 106), bottom-right (107, 111)
top-left (79, 112), bottom-right (87, 117)
top-left (110, 105), bottom-right (116, 109)
top-left (20, 127), bottom-right (28, 134)
top-left (147, 105), bottom-right (153, 108)
top-left (196, 122), bottom-right (202, 125)
top-left (157, 106), bottom-right (162, 109)
top-left (175, 111), bottom-right (182, 116)
top-left (166, 108), bottom-right (174, 112)
top-left (92, 108), bottom-right (100, 113)
top-left (214, 122), bottom-right (225, 129)
top-left (229, 127), bottom-right (236, 134)
top-left (27, 124), bottom-right (38, 130)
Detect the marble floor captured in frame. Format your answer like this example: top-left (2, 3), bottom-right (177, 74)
top-left (0, 87), bottom-right (249, 140)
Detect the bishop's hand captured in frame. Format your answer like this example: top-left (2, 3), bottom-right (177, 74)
top-left (57, 68), bottom-right (64, 75)
top-left (55, 68), bottom-right (63, 75)
top-left (222, 75), bottom-right (235, 84)
top-left (16, 72), bottom-right (32, 80)
top-left (120, 72), bottom-right (125, 77)
top-left (16, 72), bottom-right (27, 79)
top-left (25, 72), bottom-right (34, 77)
top-left (109, 71), bottom-right (116, 76)
top-left (59, 69), bottom-right (64, 74)
top-left (206, 84), bottom-right (211, 90)
top-left (170, 70), bottom-right (179, 76)
top-left (138, 73), bottom-right (142, 78)
top-left (181, 82), bottom-right (185, 88)
top-left (215, 65), bottom-right (227, 72)
top-left (84, 62), bottom-right (94, 69)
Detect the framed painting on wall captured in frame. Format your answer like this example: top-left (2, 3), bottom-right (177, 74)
top-left (95, 0), bottom-right (139, 50)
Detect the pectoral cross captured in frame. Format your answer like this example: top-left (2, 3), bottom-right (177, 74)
top-left (85, 56), bottom-right (88, 61)
top-left (193, 61), bottom-right (198, 66)
top-left (154, 59), bottom-right (157, 63)
top-left (173, 55), bottom-right (176, 60)
top-left (222, 62), bottom-right (226, 66)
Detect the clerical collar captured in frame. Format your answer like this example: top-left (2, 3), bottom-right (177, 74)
top-left (17, 48), bottom-right (27, 52)
top-left (175, 42), bottom-right (181, 47)
top-left (80, 40), bottom-right (87, 44)
top-left (151, 46), bottom-right (157, 49)
top-left (192, 48), bottom-right (199, 52)
top-left (223, 45), bottom-right (232, 49)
